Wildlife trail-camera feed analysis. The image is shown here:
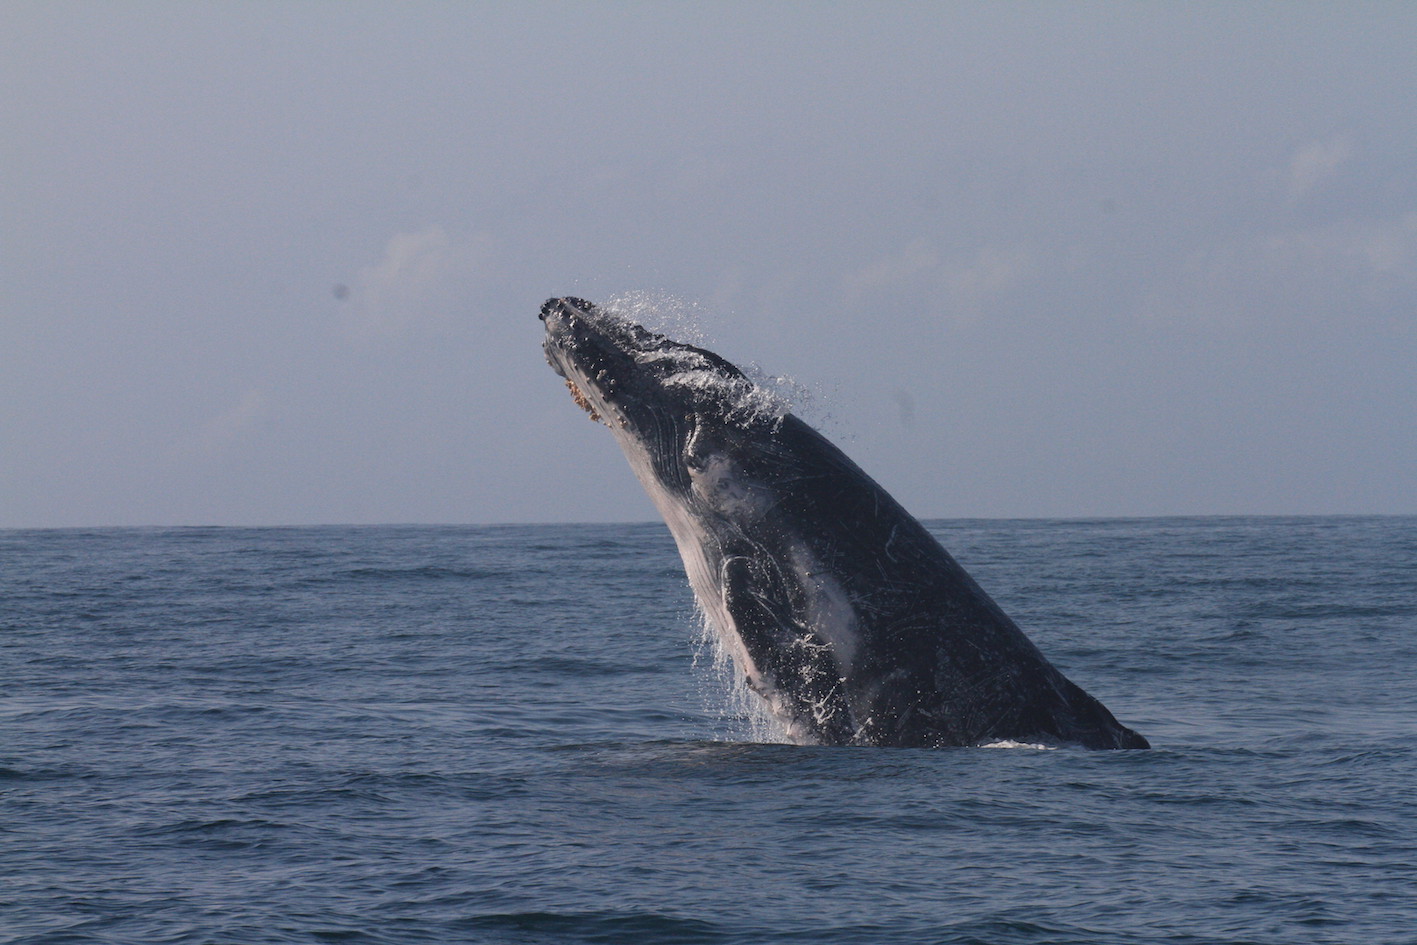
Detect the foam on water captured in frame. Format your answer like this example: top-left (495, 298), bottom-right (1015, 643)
top-left (980, 740), bottom-right (1061, 750)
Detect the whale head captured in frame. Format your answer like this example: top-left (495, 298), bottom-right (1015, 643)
top-left (540, 296), bottom-right (787, 513)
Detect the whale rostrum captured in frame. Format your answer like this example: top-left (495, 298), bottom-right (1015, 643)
top-left (541, 297), bottom-right (1149, 749)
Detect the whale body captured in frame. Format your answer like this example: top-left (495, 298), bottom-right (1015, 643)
top-left (541, 297), bottom-right (1149, 749)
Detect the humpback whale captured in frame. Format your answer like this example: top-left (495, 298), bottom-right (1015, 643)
top-left (541, 297), bottom-right (1149, 750)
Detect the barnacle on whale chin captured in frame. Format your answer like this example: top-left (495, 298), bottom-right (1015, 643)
top-left (565, 379), bottom-right (602, 423)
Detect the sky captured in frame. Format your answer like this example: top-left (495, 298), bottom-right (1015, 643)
top-left (3, 1), bottom-right (1415, 528)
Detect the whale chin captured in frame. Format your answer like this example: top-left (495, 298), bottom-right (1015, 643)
top-left (541, 296), bottom-right (1149, 750)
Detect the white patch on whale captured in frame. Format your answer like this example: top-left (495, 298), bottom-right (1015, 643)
top-left (788, 546), bottom-right (860, 677)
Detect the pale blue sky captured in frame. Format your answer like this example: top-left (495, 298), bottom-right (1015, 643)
top-left (3, 2), bottom-right (1414, 527)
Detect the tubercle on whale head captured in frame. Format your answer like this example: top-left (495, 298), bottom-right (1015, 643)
top-left (539, 296), bottom-right (594, 321)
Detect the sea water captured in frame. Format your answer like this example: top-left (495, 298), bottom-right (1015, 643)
top-left (3, 518), bottom-right (1415, 944)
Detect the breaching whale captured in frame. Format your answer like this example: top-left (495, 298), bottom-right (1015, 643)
top-left (541, 297), bottom-right (1149, 750)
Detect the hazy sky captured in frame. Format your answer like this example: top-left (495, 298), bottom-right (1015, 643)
top-left (4, 2), bottom-right (1415, 527)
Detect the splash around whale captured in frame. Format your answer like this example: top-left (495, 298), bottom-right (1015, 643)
top-left (541, 297), bottom-right (1149, 750)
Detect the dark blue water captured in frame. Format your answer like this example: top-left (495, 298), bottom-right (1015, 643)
top-left (4, 518), bottom-right (1415, 944)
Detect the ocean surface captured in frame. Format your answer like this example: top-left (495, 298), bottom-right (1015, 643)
top-left (4, 517), bottom-right (1415, 944)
